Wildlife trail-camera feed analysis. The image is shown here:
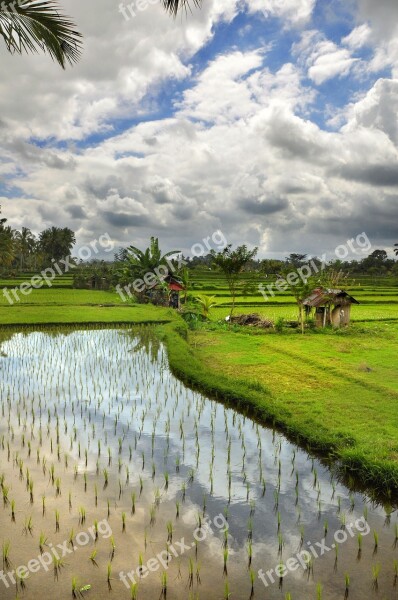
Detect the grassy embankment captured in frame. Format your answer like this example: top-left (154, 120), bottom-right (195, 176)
top-left (1, 272), bottom-right (397, 498)
top-left (160, 320), bottom-right (398, 499)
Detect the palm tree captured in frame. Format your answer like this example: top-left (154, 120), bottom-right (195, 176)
top-left (39, 226), bottom-right (76, 263)
top-left (14, 227), bottom-right (35, 271)
top-left (162, 0), bottom-right (202, 15)
top-left (121, 237), bottom-right (179, 281)
top-left (195, 294), bottom-right (217, 319)
top-left (0, 0), bottom-right (82, 68)
top-left (0, 224), bottom-right (15, 272)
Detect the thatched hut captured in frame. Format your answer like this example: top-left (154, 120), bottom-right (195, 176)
top-left (302, 288), bottom-right (359, 328)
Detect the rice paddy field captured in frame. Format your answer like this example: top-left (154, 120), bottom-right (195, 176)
top-left (0, 271), bottom-right (397, 599)
top-left (0, 326), bottom-right (397, 600)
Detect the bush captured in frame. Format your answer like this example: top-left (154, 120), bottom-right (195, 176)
top-left (275, 317), bottom-right (285, 333)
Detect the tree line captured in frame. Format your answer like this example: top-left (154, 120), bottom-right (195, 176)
top-left (0, 208), bottom-right (75, 274)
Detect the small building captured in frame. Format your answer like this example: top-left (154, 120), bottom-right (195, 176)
top-left (303, 288), bottom-right (359, 328)
top-left (146, 276), bottom-right (185, 309)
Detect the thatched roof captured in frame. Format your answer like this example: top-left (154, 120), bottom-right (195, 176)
top-left (303, 288), bottom-right (359, 308)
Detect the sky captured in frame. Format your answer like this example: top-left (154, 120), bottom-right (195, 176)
top-left (1, 0), bottom-right (398, 259)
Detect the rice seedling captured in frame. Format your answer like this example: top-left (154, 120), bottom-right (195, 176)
top-left (10, 498), bottom-right (15, 522)
top-left (317, 583), bottom-right (323, 600)
top-left (23, 515), bottom-right (33, 535)
top-left (160, 571), bottom-right (168, 597)
top-left (72, 576), bottom-right (79, 598)
top-left (188, 557), bottom-right (194, 587)
top-left (2, 540), bottom-right (11, 568)
top-left (130, 582), bottom-right (138, 599)
top-left (394, 523), bottom-right (398, 548)
top-left (79, 506), bottom-right (86, 524)
top-left (357, 533), bottom-right (363, 559)
top-left (175, 500), bottom-right (180, 519)
top-left (166, 521), bottom-right (173, 543)
top-left (138, 552), bottom-right (144, 577)
top-left (223, 547), bottom-right (229, 575)
top-left (344, 573), bottom-right (350, 598)
top-left (68, 528), bottom-right (74, 548)
top-left (278, 531), bottom-right (284, 555)
top-left (55, 509), bottom-right (60, 532)
top-left (16, 572), bottom-right (27, 591)
top-left (53, 555), bottom-right (65, 577)
top-left (122, 512), bottom-right (126, 532)
top-left (373, 530), bottom-right (379, 552)
top-left (2, 483), bottom-right (9, 506)
top-left (372, 563), bottom-right (380, 589)
top-left (107, 562), bottom-right (112, 585)
top-left (89, 549), bottom-right (98, 566)
top-left (39, 532), bottom-right (48, 553)
top-left (110, 535), bottom-right (116, 559)
top-left (393, 559), bottom-right (397, 586)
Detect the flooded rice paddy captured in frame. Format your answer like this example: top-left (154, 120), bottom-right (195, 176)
top-left (0, 326), bottom-right (397, 600)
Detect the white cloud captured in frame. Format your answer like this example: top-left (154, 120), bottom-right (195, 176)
top-left (294, 31), bottom-right (359, 85)
top-left (343, 24), bottom-right (372, 50)
top-left (246, 0), bottom-right (316, 26)
top-left (1, 0), bottom-right (398, 257)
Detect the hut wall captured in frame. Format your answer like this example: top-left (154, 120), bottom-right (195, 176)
top-left (331, 305), bottom-right (351, 327)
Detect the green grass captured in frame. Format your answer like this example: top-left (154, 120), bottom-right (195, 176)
top-left (1, 272), bottom-right (398, 497)
top-left (0, 302), bottom-right (176, 327)
top-left (159, 320), bottom-right (398, 498)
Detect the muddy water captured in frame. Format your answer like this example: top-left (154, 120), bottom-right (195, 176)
top-left (0, 327), bottom-right (397, 600)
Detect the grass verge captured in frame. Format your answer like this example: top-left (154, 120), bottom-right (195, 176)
top-left (158, 321), bottom-right (398, 502)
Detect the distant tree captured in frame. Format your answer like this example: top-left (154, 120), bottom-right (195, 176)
top-left (39, 227), bottom-right (76, 263)
top-left (285, 253), bottom-right (308, 268)
top-left (178, 267), bottom-right (190, 304)
top-left (260, 259), bottom-right (284, 275)
top-left (14, 227), bottom-right (36, 271)
top-left (280, 268), bottom-right (314, 334)
top-left (119, 237), bottom-right (179, 282)
top-left (0, 207), bottom-right (15, 272)
top-left (211, 244), bottom-right (258, 317)
top-left (317, 268), bottom-right (350, 290)
top-left (394, 243), bottom-right (398, 257)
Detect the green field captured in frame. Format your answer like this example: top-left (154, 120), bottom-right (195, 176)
top-left (1, 271), bottom-right (397, 497)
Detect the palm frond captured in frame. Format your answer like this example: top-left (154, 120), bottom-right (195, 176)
top-left (161, 0), bottom-right (202, 16)
top-left (0, 0), bottom-right (82, 68)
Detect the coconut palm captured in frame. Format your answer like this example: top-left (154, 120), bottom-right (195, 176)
top-left (162, 0), bottom-right (202, 15)
top-left (14, 227), bottom-right (36, 271)
top-left (0, 0), bottom-right (82, 68)
top-left (0, 223), bottom-right (15, 272)
top-left (195, 294), bottom-right (217, 319)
